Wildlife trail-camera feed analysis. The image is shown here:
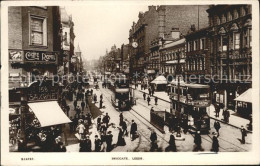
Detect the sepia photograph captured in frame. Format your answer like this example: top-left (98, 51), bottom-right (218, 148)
top-left (1, 0), bottom-right (259, 165)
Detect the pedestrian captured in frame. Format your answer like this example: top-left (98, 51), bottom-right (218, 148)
top-left (147, 96), bottom-right (151, 106)
top-left (148, 88), bottom-right (151, 96)
top-left (222, 107), bottom-right (227, 122)
top-left (143, 93), bottom-right (146, 100)
top-left (150, 107), bottom-right (154, 112)
top-left (106, 131), bottom-right (113, 152)
top-left (97, 116), bottom-right (102, 131)
top-left (66, 105), bottom-right (70, 116)
top-left (154, 96), bottom-right (158, 105)
top-left (100, 94), bottom-right (103, 101)
top-left (87, 113), bottom-right (92, 125)
top-left (85, 90), bottom-right (88, 99)
top-left (85, 135), bottom-right (92, 152)
top-left (119, 113), bottom-right (124, 126)
top-left (130, 120), bottom-right (137, 141)
top-left (100, 123), bottom-right (107, 134)
top-left (193, 131), bottom-right (203, 151)
top-left (93, 94), bottom-right (97, 103)
top-left (73, 100), bottom-right (77, 110)
top-left (226, 110), bottom-right (230, 123)
top-left (122, 120), bottom-right (128, 136)
top-left (150, 129), bottom-right (158, 152)
top-left (103, 113), bottom-right (110, 128)
top-left (90, 89), bottom-right (93, 95)
top-left (117, 127), bottom-right (126, 146)
top-left (165, 134), bottom-right (177, 152)
top-left (215, 104), bottom-right (220, 117)
top-left (152, 89), bottom-right (155, 96)
top-left (211, 133), bottom-right (219, 152)
top-left (100, 132), bottom-right (106, 151)
top-left (241, 126), bottom-right (247, 144)
top-left (214, 121), bottom-right (221, 136)
top-left (69, 117), bottom-right (74, 133)
top-left (99, 99), bottom-right (103, 109)
top-left (94, 135), bottom-right (102, 152)
top-left (73, 116), bottom-right (78, 132)
top-left (76, 122), bottom-right (85, 140)
top-left (81, 100), bottom-right (85, 112)
top-left (182, 114), bottom-right (188, 134)
top-left (76, 106), bottom-right (81, 116)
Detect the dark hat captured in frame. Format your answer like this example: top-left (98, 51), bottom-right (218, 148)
top-left (107, 131), bottom-right (112, 134)
top-left (95, 135), bottom-right (98, 138)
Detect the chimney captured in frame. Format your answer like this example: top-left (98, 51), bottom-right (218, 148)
top-left (190, 24), bottom-right (196, 32)
top-left (148, 5), bottom-right (156, 11)
top-left (171, 27), bottom-right (180, 39)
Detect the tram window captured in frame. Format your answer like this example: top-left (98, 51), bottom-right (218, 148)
top-left (183, 89), bottom-right (187, 96)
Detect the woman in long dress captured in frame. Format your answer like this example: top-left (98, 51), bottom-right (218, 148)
top-left (116, 127), bottom-right (126, 146)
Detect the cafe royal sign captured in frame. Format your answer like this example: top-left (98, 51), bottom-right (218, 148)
top-left (9, 50), bottom-right (58, 64)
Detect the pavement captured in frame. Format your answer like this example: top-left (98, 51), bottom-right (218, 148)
top-left (131, 84), bottom-right (250, 131)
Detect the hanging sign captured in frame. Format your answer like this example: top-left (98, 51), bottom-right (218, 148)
top-left (24, 50), bottom-right (58, 64)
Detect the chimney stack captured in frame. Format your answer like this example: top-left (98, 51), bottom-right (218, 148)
top-left (171, 27), bottom-right (180, 39)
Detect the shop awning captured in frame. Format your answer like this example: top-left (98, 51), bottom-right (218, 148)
top-left (234, 88), bottom-right (252, 103)
top-left (147, 70), bottom-right (155, 74)
top-left (28, 101), bottom-right (71, 127)
top-left (166, 59), bottom-right (185, 64)
top-left (151, 76), bottom-right (168, 84)
top-left (115, 88), bottom-right (129, 93)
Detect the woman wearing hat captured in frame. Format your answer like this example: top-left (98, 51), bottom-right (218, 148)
top-left (211, 133), bottom-right (219, 152)
top-left (116, 127), bottom-right (126, 146)
top-left (76, 122), bottom-right (86, 140)
top-left (165, 134), bottom-right (177, 152)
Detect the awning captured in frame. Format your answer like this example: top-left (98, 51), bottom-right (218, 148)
top-left (234, 88), bottom-right (252, 103)
top-left (28, 101), bottom-right (71, 127)
top-left (115, 88), bottom-right (129, 93)
top-left (151, 76), bottom-right (168, 84)
top-left (147, 70), bottom-right (155, 74)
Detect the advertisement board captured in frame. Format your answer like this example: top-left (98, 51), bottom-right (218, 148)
top-left (62, 27), bottom-right (70, 50)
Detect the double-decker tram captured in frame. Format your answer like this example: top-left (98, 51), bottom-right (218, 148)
top-left (110, 74), bottom-right (131, 111)
top-left (169, 80), bottom-right (211, 133)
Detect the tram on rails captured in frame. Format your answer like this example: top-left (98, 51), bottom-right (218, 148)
top-left (168, 80), bottom-right (211, 133)
top-left (110, 74), bottom-right (131, 111)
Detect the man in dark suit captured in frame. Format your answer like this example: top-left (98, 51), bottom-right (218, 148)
top-left (130, 120), bottom-right (137, 141)
top-left (94, 135), bottom-right (102, 152)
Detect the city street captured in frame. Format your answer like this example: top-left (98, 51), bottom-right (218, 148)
top-left (60, 77), bottom-right (252, 152)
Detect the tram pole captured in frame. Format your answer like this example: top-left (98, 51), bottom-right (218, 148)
top-left (177, 51), bottom-right (181, 125)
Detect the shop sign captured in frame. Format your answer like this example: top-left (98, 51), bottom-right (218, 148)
top-left (9, 50), bottom-right (23, 62)
top-left (27, 81), bottom-right (59, 102)
top-left (24, 51), bottom-right (57, 64)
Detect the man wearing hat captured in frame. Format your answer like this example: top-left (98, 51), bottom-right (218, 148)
top-left (94, 135), bottom-right (102, 152)
top-left (214, 121), bottom-right (221, 136)
top-left (193, 131), bottom-right (202, 151)
top-left (85, 135), bottom-right (92, 152)
top-left (130, 120), bottom-right (137, 141)
top-left (241, 126), bottom-right (247, 144)
top-left (150, 129), bottom-right (158, 152)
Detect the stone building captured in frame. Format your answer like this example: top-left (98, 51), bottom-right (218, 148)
top-left (207, 5), bottom-right (252, 110)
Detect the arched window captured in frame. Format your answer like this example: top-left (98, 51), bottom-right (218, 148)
top-left (218, 27), bottom-right (228, 51)
top-left (227, 11), bottom-right (233, 21)
top-left (234, 9), bottom-right (239, 19)
top-left (221, 14), bottom-right (226, 23)
top-left (230, 23), bottom-right (240, 49)
top-left (217, 16), bottom-right (221, 25)
top-left (241, 6), bottom-right (246, 16)
top-left (244, 19), bottom-right (252, 47)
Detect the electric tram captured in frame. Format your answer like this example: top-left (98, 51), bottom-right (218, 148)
top-left (110, 74), bottom-right (131, 111)
top-left (168, 80), bottom-right (211, 133)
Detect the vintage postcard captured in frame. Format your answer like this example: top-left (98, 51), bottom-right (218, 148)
top-left (1, 0), bottom-right (259, 165)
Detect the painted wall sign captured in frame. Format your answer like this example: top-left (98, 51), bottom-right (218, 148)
top-left (24, 51), bottom-right (58, 64)
top-left (9, 50), bottom-right (23, 62)
top-left (27, 80), bottom-right (59, 102)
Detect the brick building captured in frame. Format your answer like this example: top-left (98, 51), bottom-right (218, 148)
top-left (206, 5), bottom-right (252, 111)
top-left (128, 5), bottom-right (209, 79)
top-left (185, 26), bottom-right (211, 83)
top-left (9, 6), bottom-right (62, 90)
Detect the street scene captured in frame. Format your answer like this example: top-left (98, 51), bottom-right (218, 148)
top-left (8, 4), bottom-right (253, 153)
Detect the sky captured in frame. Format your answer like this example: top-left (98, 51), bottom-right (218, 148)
top-left (65, 4), bottom-right (149, 61)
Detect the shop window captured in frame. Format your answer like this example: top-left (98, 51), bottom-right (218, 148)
top-left (30, 15), bottom-right (47, 46)
top-left (234, 33), bottom-right (240, 49)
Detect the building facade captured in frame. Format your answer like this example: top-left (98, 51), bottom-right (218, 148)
top-left (207, 5), bottom-right (252, 109)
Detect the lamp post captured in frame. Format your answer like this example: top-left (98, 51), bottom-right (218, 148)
top-left (19, 88), bottom-right (28, 151)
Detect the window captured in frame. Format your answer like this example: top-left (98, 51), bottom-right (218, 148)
top-left (234, 33), bottom-right (240, 49)
top-left (187, 42), bottom-right (190, 52)
top-left (234, 9), bottom-right (239, 19)
top-left (227, 12), bottom-right (233, 21)
top-left (200, 38), bottom-right (205, 50)
top-left (30, 16), bottom-right (47, 46)
top-left (189, 41), bottom-right (193, 51)
top-left (194, 40), bottom-right (199, 51)
top-left (222, 36), bottom-right (228, 51)
top-left (221, 14), bottom-right (226, 23)
top-left (217, 16), bottom-right (221, 25)
top-left (241, 7), bottom-right (246, 16)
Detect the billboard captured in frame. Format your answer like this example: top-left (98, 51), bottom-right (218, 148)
top-left (62, 27), bottom-right (70, 50)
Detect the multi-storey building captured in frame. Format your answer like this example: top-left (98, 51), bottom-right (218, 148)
top-left (185, 26), bottom-right (211, 83)
top-left (207, 5), bottom-right (252, 110)
top-left (9, 6), bottom-right (62, 91)
top-left (60, 7), bottom-right (75, 75)
top-left (160, 31), bottom-right (185, 79)
top-left (121, 44), bottom-right (130, 74)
